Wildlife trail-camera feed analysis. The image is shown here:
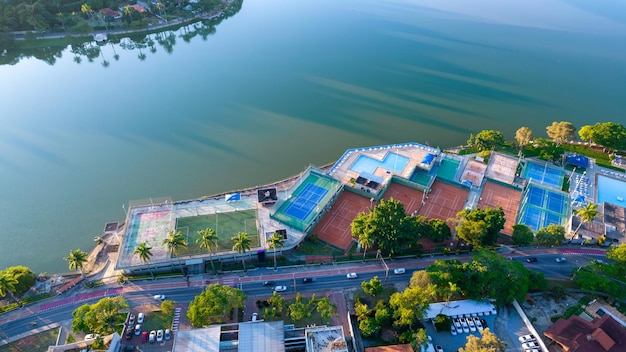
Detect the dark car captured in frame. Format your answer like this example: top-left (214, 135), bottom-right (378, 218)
top-left (123, 346), bottom-right (135, 351)
top-left (302, 278), bottom-right (313, 283)
top-left (480, 319), bottom-right (488, 328)
top-left (526, 257), bottom-right (538, 263)
top-left (262, 281), bottom-right (274, 286)
top-left (125, 328), bottom-right (133, 340)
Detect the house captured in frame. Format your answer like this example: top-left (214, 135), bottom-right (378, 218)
top-left (101, 8), bottom-right (122, 19)
top-left (543, 314), bottom-right (626, 352)
top-left (603, 202), bottom-right (626, 245)
top-left (130, 4), bottom-right (147, 13)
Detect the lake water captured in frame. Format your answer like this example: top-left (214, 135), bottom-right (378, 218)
top-left (1, 0), bottom-right (625, 274)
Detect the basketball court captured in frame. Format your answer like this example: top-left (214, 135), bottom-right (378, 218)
top-left (418, 181), bottom-right (469, 231)
top-left (477, 181), bottom-right (521, 235)
top-left (311, 191), bottom-right (371, 251)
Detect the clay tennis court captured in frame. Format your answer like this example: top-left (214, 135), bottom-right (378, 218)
top-left (418, 180), bottom-right (469, 232)
top-left (382, 182), bottom-right (425, 216)
top-left (477, 181), bottom-right (521, 235)
top-left (311, 191), bottom-right (372, 251)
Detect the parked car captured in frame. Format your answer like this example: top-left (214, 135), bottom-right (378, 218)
top-left (125, 327), bottom-right (133, 340)
top-left (555, 257), bottom-right (567, 263)
top-left (302, 278), bottom-right (314, 283)
top-left (252, 312), bottom-right (258, 321)
top-left (519, 334), bottom-right (536, 343)
top-left (526, 257), bottom-right (538, 263)
top-left (435, 345), bottom-right (444, 352)
top-left (522, 341), bottom-right (539, 349)
top-left (137, 312), bottom-right (144, 324)
top-left (156, 329), bottom-right (164, 342)
top-left (123, 345), bottom-right (135, 351)
top-left (164, 329), bottom-right (171, 341)
top-left (85, 334), bottom-right (100, 340)
top-left (262, 281), bottom-right (275, 286)
top-left (141, 331), bottom-right (148, 343)
top-left (346, 272), bottom-right (358, 279)
top-left (274, 285), bottom-right (287, 292)
top-left (134, 324), bottom-right (142, 336)
top-left (149, 330), bottom-right (156, 343)
top-left (393, 268), bottom-right (406, 275)
top-left (128, 314), bottom-right (135, 326)
top-left (153, 294), bottom-right (165, 300)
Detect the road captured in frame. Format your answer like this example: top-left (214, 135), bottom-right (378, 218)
top-left (0, 247), bottom-right (607, 344)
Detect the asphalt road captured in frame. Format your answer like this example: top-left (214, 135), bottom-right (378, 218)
top-left (0, 248), bottom-right (607, 343)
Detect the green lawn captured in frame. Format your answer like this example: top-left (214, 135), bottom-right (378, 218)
top-left (260, 295), bottom-right (333, 328)
top-left (175, 209), bottom-right (259, 256)
top-left (143, 310), bottom-right (173, 332)
top-left (0, 328), bottom-right (59, 352)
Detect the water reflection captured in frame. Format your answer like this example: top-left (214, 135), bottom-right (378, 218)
top-left (0, 0), bottom-right (241, 67)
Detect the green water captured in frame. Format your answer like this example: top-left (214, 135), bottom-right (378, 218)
top-left (0, 0), bottom-right (625, 273)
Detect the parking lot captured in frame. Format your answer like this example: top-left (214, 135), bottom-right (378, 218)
top-left (121, 309), bottom-right (176, 352)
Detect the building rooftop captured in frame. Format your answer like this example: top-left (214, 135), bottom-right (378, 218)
top-left (544, 314), bottom-right (626, 352)
top-left (305, 326), bottom-right (348, 352)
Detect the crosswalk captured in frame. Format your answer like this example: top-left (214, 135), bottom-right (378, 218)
top-left (222, 278), bottom-right (235, 287)
top-left (172, 307), bottom-right (182, 332)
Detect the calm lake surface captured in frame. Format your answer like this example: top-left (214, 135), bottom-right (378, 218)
top-left (1, 0), bottom-right (625, 274)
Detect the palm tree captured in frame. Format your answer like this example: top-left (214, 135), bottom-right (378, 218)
top-left (162, 230), bottom-right (187, 257)
top-left (134, 241), bottom-right (154, 278)
top-left (81, 4), bottom-right (92, 18)
top-left (0, 271), bottom-right (19, 304)
top-left (267, 231), bottom-right (284, 271)
top-left (358, 231), bottom-right (374, 262)
top-left (573, 203), bottom-right (598, 236)
top-left (197, 228), bottom-right (219, 274)
top-left (232, 232), bottom-right (251, 272)
top-left (64, 249), bottom-right (89, 278)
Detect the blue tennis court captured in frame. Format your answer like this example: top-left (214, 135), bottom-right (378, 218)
top-left (283, 184), bottom-right (329, 221)
top-left (524, 162), bottom-right (564, 188)
top-left (519, 184), bottom-right (567, 231)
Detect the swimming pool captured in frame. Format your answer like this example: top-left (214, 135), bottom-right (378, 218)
top-left (437, 157), bottom-right (460, 182)
top-left (350, 152), bottom-right (409, 174)
top-left (597, 175), bottom-right (626, 206)
top-left (524, 162), bottom-right (564, 188)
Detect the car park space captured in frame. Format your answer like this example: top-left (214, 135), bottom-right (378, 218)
top-left (122, 310), bottom-right (174, 352)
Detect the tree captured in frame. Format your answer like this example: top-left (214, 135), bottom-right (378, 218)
top-left (607, 244), bottom-right (626, 268)
top-left (64, 249), bottom-right (89, 278)
top-left (579, 122), bottom-right (626, 151)
top-left (187, 284), bottom-right (247, 326)
top-left (546, 121), bottom-right (576, 145)
top-left (572, 203), bottom-right (598, 236)
top-left (578, 125), bottom-right (595, 143)
top-left (266, 291), bottom-right (284, 317)
top-left (134, 241), bottom-right (153, 263)
top-left (459, 328), bottom-right (506, 352)
top-left (511, 224), bottom-right (534, 246)
top-left (515, 127), bottom-right (533, 150)
top-left (351, 198), bottom-right (414, 256)
top-left (456, 207), bottom-right (505, 247)
top-left (361, 276), bottom-right (383, 296)
top-left (359, 316), bottom-right (380, 337)
top-left (0, 271), bottom-right (19, 304)
top-left (232, 232), bottom-right (251, 272)
top-left (374, 300), bottom-right (392, 326)
top-left (535, 224), bottom-right (565, 246)
top-left (197, 228), bottom-right (219, 274)
top-left (267, 231), bottom-right (284, 270)
top-left (389, 285), bottom-right (433, 327)
top-left (161, 300), bottom-right (175, 315)
top-left (316, 297), bottom-right (337, 319)
top-left (3, 266), bottom-right (35, 295)
top-left (288, 293), bottom-right (310, 321)
top-left (80, 4), bottom-right (92, 18)
top-left (410, 270), bottom-right (434, 288)
top-left (467, 130), bottom-right (504, 151)
top-left (71, 296), bottom-right (129, 334)
top-left (410, 328), bottom-right (429, 351)
top-left (162, 230), bottom-right (187, 257)
top-left (426, 218), bottom-right (451, 242)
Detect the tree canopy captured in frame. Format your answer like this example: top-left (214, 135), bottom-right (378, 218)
top-left (546, 121), bottom-right (576, 145)
top-left (511, 224), bottom-right (534, 246)
top-left (351, 198), bottom-right (416, 256)
top-left (2, 266), bottom-right (35, 295)
top-left (72, 296), bottom-right (128, 334)
top-left (456, 207), bottom-right (505, 247)
top-left (459, 328), bottom-right (506, 352)
top-left (187, 284), bottom-right (246, 326)
top-left (578, 122), bottom-right (626, 151)
top-left (515, 127), bottom-right (533, 149)
top-left (535, 224), bottom-right (565, 246)
top-left (467, 130), bottom-right (504, 151)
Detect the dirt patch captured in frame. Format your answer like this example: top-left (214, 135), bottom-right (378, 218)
top-left (521, 293), bottom-right (585, 335)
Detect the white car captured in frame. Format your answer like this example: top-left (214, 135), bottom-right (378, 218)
top-left (164, 329), bottom-right (171, 341)
top-left (156, 329), bottom-right (164, 342)
top-left (346, 272), bottom-right (358, 279)
top-left (149, 330), bottom-right (156, 343)
top-left (393, 268), bottom-right (406, 275)
top-left (85, 333), bottom-right (100, 340)
top-left (519, 334), bottom-right (536, 343)
top-left (435, 345), bottom-right (444, 352)
top-left (522, 341), bottom-right (539, 350)
top-left (274, 285), bottom-right (287, 292)
top-left (555, 257), bottom-right (567, 263)
top-left (154, 294), bottom-right (165, 300)
top-left (252, 312), bottom-right (258, 322)
top-left (137, 312), bottom-right (144, 324)
top-left (134, 324), bottom-right (141, 336)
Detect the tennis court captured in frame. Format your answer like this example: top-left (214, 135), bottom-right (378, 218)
top-left (518, 184), bottom-right (568, 231)
top-left (477, 181), bottom-right (521, 235)
top-left (283, 184), bottom-right (329, 221)
top-left (418, 180), bottom-right (468, 232)
top-left (523, 162), bottom-right (564, 188)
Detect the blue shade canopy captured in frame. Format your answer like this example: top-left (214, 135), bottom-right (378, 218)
top-left (566, 154), bottom-right (589, 168)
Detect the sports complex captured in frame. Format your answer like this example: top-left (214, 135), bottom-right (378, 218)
top-left (114, 144), bottom-right (626, 275)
